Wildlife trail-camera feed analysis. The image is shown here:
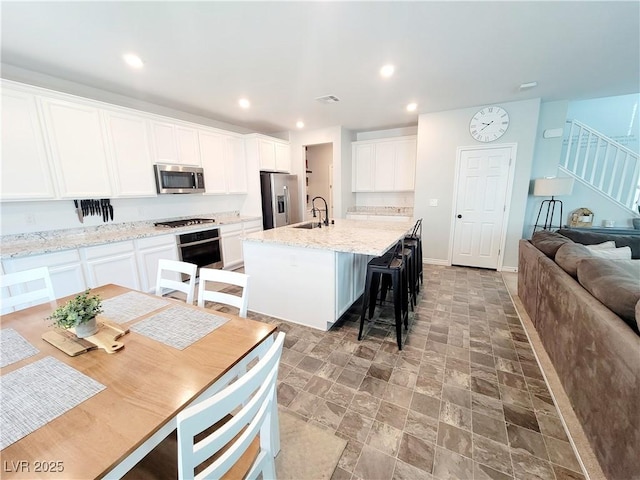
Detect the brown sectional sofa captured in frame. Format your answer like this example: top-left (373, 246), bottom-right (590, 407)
top-left (518, 230), bottom-right (640, 480)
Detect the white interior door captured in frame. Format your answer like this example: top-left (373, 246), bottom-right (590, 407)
top-left (452, 146), bottom-right (513, 269)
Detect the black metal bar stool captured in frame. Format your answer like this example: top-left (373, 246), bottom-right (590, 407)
top-left (405, 219), bottom-right (423, 290)
top-left (358, 239), bottom-right (409, 349)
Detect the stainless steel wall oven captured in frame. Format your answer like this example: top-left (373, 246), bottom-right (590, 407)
top-left (176, 228), bottom-right (222, 279)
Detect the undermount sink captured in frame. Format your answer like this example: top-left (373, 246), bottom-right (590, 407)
top-left (292, 222), bottom-right (320, 229)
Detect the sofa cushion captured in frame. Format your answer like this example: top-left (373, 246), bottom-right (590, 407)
top-left (585, 241), bottom-right (616, 251)
top-left (577, 259), bottom-right (640, 334)
top-left (557, 228), bottom-right (640, 259)
top-left (531, 230), bottom-right (573, 259)
top-left (590, 246), bottom-right (632, 260)
top-left (555, 242), bottom-right (592, 277)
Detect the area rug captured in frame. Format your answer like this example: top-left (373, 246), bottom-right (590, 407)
top-left (275, 409), bottom-right (347, 479)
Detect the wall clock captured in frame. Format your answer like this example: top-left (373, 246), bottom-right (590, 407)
top-left (469, 106), bottom-right (510, 142)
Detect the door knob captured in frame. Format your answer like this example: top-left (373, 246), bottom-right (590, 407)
top-left (457, 214), bottom-right (462, 218)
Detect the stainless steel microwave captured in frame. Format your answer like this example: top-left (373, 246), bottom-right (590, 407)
top-left (154, 164), bottom-right (206, 194)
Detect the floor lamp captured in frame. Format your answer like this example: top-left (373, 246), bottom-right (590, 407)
top-left (533, 177), bottom-right (574, 231)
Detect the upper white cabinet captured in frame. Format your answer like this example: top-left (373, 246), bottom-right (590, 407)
top-left (246, 134), bottom-right (291, 173)
top-left (102, 109), bottom-right (156, 197)
top-left (150, 120), bottom-right (200, 166)
top-left (352, 136), bottom-right (417, 192)
top-left (199, 130), bottom-right (247, 195)
top-left (40, 97), bottom-right (113, 198)
top-left (1, 87), bottom-right (56, 201)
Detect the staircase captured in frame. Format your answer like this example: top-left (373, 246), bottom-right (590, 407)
top-left (560, 119), bottom-right (640, 214)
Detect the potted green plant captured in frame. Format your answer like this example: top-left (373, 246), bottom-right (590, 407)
top-left (47, 289), bottom-right (103, 338)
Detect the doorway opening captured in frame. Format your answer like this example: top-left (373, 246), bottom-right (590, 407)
top-left (304, 143), bottom-right (333, 221)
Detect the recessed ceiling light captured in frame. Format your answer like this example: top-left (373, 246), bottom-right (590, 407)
top-left (122, 53), bottom-right (144, 69)
top-left (406, 103), bottom-right (418, 112)
top-left (519, 81), bottom-right (538, 90)
top-left (380, 64), bottom-right (395, 78)
top-left (238, 98), bottom-right (250, 109)
top-left (296, 121), bottom-right (305, 129)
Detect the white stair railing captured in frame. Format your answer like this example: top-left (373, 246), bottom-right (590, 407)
top-left (561, 119), bottom-right (640, 212)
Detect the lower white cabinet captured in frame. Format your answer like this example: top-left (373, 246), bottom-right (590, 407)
top-left (2, 250), bottom-right (87, 301)
top-left (335, 252), bottom-right (369, 318)
top-left (221, 224), bottom-right (243, 270)
top-left (135, 235), bottom-right (179, 293)
top-left (81, 241), bottom-right (140, 290)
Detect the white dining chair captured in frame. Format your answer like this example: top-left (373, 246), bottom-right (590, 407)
top-left (197, 268), bottom-right (249, 318)
top-left (155, 259), bottom-right (198, 305)
top-left (177, 331), bottom-right (284, 479)
top-left (0, 266), bottom-right (56, 313)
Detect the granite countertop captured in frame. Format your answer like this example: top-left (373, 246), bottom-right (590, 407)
top-left (1, 214), bottom-right (262, 259)
top-left (243, 218), bottom-right (415, 256)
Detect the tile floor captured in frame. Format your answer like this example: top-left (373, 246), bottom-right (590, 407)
top-left (205, 265), bottom-right (586, 480)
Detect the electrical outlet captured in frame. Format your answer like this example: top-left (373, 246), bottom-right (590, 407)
top-left (429, 199), bottom-right (439, 207)
top-left (25, 213), bottom-right (36, 225)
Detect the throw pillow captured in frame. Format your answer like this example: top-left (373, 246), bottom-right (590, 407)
top-left (557, 228), bottom-right (640, 259)
top-left (555, 242), bottom-right (592, 278)
top-left (590, 246), bottom-right (632, 260)
top-left (585, 241), bottom-right (616, 250)
top-left (577, 258), bottom-right (640, 334)
top-left (531, 230), bottom-right (573, 259)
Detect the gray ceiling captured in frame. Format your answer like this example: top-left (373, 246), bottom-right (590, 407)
top-left (2, 1), bottom-right (639, 134)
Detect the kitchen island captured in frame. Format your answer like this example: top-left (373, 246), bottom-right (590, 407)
top-left (243, 218), bottom-right (414, 331)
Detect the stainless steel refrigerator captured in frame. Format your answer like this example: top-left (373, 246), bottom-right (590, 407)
top-left (260, 172), bottom-right (301, 229)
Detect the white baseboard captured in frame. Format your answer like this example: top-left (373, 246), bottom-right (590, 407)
top-left (500, 266), bottom-right (518, 273)
top-left (423, 258), bottom-right (450, 266)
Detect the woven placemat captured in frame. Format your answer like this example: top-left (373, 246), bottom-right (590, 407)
top-left (0, 328), bottom-right (39, 368)
top-left (130, 305), bottom-right (229, 350)
top-left (100, 291), bottom-right (170, 324)
top-left (0, 356), bottom-right (105, 450)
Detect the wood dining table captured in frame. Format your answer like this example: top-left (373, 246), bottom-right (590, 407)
top-left (0, 284), bottom-right (277, 479)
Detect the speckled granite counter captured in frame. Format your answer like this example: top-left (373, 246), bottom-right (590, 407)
top-left (346, 206), bottom-right (413, 217)
top-left (244, 218), bottom-right (414, 257)
top-left (1, 214), bottom-right (261, 259)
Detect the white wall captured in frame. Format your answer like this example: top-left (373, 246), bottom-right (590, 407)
top-left (414, 98), bottom-right (541, 270)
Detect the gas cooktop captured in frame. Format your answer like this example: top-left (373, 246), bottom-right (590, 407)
top-left (154, 218), bottom-right (215, 228)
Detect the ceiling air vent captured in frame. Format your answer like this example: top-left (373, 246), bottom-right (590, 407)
top-left (315, 95), bottom-right (340, 104)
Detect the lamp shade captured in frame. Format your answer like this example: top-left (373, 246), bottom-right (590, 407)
top-left (533, 177), bottom-right (574, 197)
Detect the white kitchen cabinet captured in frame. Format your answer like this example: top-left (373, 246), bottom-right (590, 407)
top-left (220, 224), bottom-right (243, 270)
top-left (352, 136), bottom-right (417, 192)
top-left (246, 134), bottom-right (291, 173)
top-left (1, 85), bottom-right (56, 201)
top-left (81, 241), bottom-right (140, 290)
top-left (102, 109), bottom-right (156, 197)
top-left (150, 120), bottom-right (200, 166)
top-left (200, 130), bottom-right (247, 194)
top-left (39, 96), bottom-right (113, 198)
top-left (3, 250), bottom-right (87, 300)
top-left (135, 234), bottom-right (179, 293)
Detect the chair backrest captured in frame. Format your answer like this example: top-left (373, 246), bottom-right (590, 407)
top-left (0, 266), bottom-right (56, 312)
top-left (155, 259), bottom-right (198, 305)
top-left (197, 268), bottom-right (249, 318)
top-left (409, 218), bottom-right (422, 239)
top-left (177, 332), bottom-right (285, 480)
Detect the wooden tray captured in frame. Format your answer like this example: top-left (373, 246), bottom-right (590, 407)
top-left (42, 320), bottom-right (129, 356)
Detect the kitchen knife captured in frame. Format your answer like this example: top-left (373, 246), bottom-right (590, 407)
top-left (102, 199), bottom-right (107, 222)
top-left (108, 200), bottom-right (114, 221)
top-left (74, 200), bottom-right (84, 223)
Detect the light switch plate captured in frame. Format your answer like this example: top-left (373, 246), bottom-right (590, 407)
top-left (429, 199), bottom-right (438, 207)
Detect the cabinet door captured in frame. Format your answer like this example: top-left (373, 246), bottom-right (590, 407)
top-left (374, 142), bottom-right (395, 191)
top-left (222, 231), bottom-right (244, 269)
top-left (353, 144), bottom-right (375, 192)
top-left (176, 126), bottom-right (200, 166)
top-left (258, 139), bottom-right (276, 171)
top-left (393, 139), bottom-right (417, 191)
top-left (1, 88), bottom-right (56, 200)
top-left (3, 250), bottom-right (87, 300)
top-left (150, 121), bottom-right (178, 164)
top-left (103, 110), bottom-right (156, 196)
top-left (40, 97), bottom-right (112, 198)
top-left (82, 242), bottom-right (140, 290)
top-left (135, 235), bottom-right (179, 294)
top-left (199, 130), bottom-right (227, 194)
top-left (274, 142), bottom-right (291, 172)
top-left (226, 136), bottom-right (248, 193)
